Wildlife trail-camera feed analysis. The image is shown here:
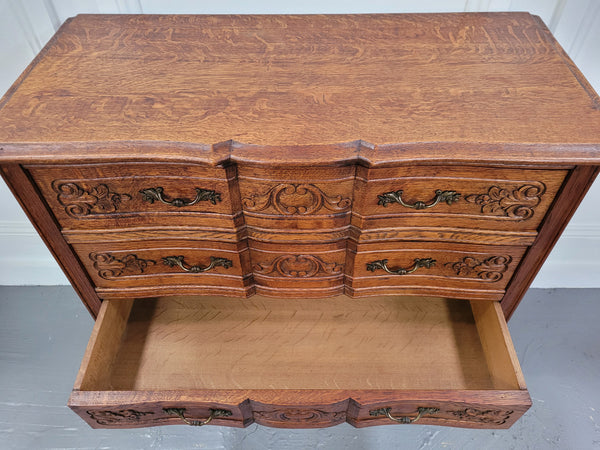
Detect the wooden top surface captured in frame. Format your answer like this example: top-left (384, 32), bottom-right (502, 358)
top-left (0, 13), bottom-right (599, 152)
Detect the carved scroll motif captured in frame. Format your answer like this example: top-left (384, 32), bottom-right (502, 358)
top-left (52, 181), bottom-right (131, 217)
top-left (450, 408), bottom-right (513, 425)
top-left (89, 252), bottom-right (156, 279)
top-left (464, 183), bottom-right (546, 220)
top-left (242, 183), bottom-right (351, 215)
top-left (87, 409), bottom-right (154, 425)
top-left (254, 254), bottom-right (343, 277)
top-left (445, 256), bottom-right (512, 282)
top-left (253, 409), bottom-right (346, 425)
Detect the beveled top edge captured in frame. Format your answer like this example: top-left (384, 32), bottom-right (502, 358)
top-left (0, 140), bottom-right (597, 166)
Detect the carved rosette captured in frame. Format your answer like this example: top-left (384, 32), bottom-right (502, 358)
top-left (254, 409), bottom-right (346, 425)
top-left (450, 408), bottom-right (513, 425)
top-left (89, 252), bottom-right (156, 280)
top-left (242, 183), bottom-right (351, 215)
top-left (52, 181), bottom-right (131, 217)
top-left (87, 409), bottom-right (154, 425)
top-left (464, 183), bottom-right (546, 220)
top-left (445, 256), bottom-right (512, 282)
top-left (254, 255), bottom-right (343, 277)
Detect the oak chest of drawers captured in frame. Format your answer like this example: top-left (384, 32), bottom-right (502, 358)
top-left (1, 13), bottom-right (600, 429)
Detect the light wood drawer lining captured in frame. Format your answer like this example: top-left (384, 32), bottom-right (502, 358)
top-left (76, 295), bottom-right (525, 390)
top-left (70, 294), bottom-right (530, 428)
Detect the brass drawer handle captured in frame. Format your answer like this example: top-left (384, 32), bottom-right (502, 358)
top-left (140, 186), bottom-right (221, 207)
top-left (370, 407), bottom-right (440, 424)
top-left (378, 189), bottom-right (461, 209)
top-left (366, 258), bottom-right (436, 275)
top-left (163, 408), bottom-right (232, 426)
top-left (163, 255), bottom-right (233, 273)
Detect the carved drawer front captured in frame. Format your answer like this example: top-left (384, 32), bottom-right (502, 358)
top-left (353, 165), bottom-right (568, 241)
top-left (238, 165), bottom-right (354, 232)
top-left (26, 163), bottom-right (239, 231)
top-left (347, 242), bottom-right (525, 301)
top-left (249, 241), bottom-right (347, 297)
top-left (71, 239), bottom-right (252, 298)
top-left (76, 404), bottom-right (245, 429)
top-left (351, 397), bottom-right (529, 429)
top-left (251, 401), bottom-right (348, 428)
top-left (69, 296), bottom-right (530, 429)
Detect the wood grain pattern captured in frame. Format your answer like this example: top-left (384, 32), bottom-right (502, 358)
top-left (74, 298), bottom-right (133, 391)
top-left (1, 13), bottom-right (599, 430)
top-left (502, 165), bottom-right (600, 318)
top-left (85, 296), bottom-right (516, 391)
top-left (69, 389), bottom-right (531, 429)
top-left (68, 234), bottom-right (527, 301)
top-left (20, 158), bottom-right (566, 306)
top-left (0, 13), bottom-right (596, 317)
top-left (471, 301), bottom-right (526, 390)
top-left (29, 161), bottom-right (559, 245)
top-left (69, 295), bottom-right (530, 429)
top-left (347, 241), bottom-right (524, 300)
top-left (73, 239), bottom-right (251, 290)
top-left (0, 13), bottom-right (599, 147)
top-left (353, 165), bottom-right (567, 233)
top-left (26, 163), bottom-right (240, 230)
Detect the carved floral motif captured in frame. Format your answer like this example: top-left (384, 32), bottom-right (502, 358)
top-left (89, 252), bottom-right (156, 279)
top-left (242, 183), bottom-right (351, 215)
top-left (87, 409), bottom-right (154, 425)
top-left (445, 256), bottom-right (512, 282)
top-left (254, 254), bottom-right (343, 277)
top-left (464, 183), bottom-right (546, 220)
top-left (52, 181), bottom-right (131, 217)
top-left (450, 408), bottom-right (513, 425)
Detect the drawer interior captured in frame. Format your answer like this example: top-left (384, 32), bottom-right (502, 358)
top-left (75, 295), bottom-right (525, 392)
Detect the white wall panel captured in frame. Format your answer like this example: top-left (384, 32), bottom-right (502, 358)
top-left (506, 0), bottom-right (561, 24)
top-left (46, 0), bottom-right (100, 22)
top-left (0, 0), bottom-right (599, 286)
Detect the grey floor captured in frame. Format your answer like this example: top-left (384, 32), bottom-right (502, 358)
top-left (0, 287), bottom-right (598, 450)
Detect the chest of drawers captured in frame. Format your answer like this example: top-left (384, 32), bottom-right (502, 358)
top-left (1, 13), bottom-right (599, 429)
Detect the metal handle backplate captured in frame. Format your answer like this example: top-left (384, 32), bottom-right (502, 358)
top-left (366, 258), bottom-right (436, 275)
top-left (140, 187), bottom-right (221, 207)
top-left (163, 408), bottom-right (232, 426)
top-left (162, 255), bottom-right (233, 273)
top-left (370, 407), bottom-right (440, 424)
top-left (378, 189), bottom-right (461, 209)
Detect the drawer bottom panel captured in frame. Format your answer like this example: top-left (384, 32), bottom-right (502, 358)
top-left (69, 295), bottom-right (531, 429)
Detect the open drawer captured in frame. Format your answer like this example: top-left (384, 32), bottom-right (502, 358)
top-left (68, 295), bottom-right (531, 429)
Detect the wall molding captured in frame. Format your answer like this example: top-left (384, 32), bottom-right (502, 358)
top-left (531, 229), bottom-right (600, 288)
top-left (0, 220), bottom-right (39, 236)
top-left (0, 220), bottom-right (68, 285)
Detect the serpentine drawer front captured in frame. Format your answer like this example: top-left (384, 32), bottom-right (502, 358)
top-left (1, 13), bottom-right (600, 430)
top-left (27, 163), bottom-right (239, 231)
top-left (72, 239), bottom-right (252, 299)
